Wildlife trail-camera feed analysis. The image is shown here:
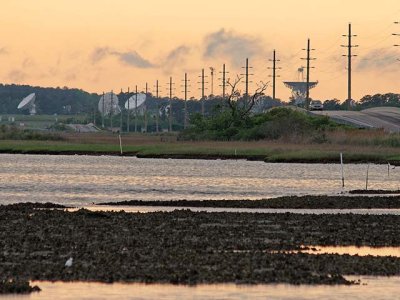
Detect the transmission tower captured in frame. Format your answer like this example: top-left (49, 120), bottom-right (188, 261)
top-left (144, 82), bottom-right (148, 132)
top-left (198, 69), bottom-right (208, 116)
top-left (301, 39), bottom-right (316, 110)
top-left (268, 50), bottom-right (281, 100)
top-left (240, 58), bottom-right (253, 109)
top-left (181, 73), bottom-right (190, 129)
top-left (342, 23), bottom-right (358, 110)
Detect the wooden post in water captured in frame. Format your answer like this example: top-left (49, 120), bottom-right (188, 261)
top-left (366, 163), bottom-right (370, 190)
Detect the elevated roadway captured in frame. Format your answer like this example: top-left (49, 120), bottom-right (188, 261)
top-left (311, 107), bottom-right (400, 133)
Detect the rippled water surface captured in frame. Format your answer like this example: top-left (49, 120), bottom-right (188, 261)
top-left (1, 154), bottom-right (399, 206)
top-left (1, 277), bottom-right (399, 300)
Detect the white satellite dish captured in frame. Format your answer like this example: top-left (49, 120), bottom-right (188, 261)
top-left (125, 93), bottom-right (146, 110)
top-left (18, 93), bottom-right (37, 115)
top-left (98, 92), bottom-right (121, 116)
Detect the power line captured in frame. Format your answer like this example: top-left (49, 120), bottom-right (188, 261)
top-left (268, 50), bottom-right (281, 100)
top-left (393, 21), bottom-right (400, 61)
top-left (198, 69), bottom-right (208, 116)
top-left (181, 73), bottom-right (190, 129)
top-left (218, 64), bottom-right (229, 100)
top-left (301, 39), bottom-right (316, 110)
top-left (167, 77), bottom-right (174, 132)
top-left (342, 23), bottom-right (358, 109)
top-left (240, 58), bottom-right (254, 109)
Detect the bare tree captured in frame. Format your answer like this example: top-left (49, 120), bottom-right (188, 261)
top-left (226, 75), bottom-right (268, 119)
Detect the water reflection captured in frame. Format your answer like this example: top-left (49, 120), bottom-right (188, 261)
top-left (1, 277), bottom-right (400, 300)
top-left (297, 246), bottom-right (400, 257)
top-left (1, 154), bottom-right (400, 206)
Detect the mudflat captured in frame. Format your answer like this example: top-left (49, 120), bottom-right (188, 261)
top-left (1, 203), bottom-right (399, 286)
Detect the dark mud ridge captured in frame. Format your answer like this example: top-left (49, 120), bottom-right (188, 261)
top-left (349, 189), bottom-right (400, 195)
top-left (99, 195), bottom-right (400, 209)
top-left (1, 204), bottom-right (400, 286)
top-left (0, 279), bottom-right (40, 294)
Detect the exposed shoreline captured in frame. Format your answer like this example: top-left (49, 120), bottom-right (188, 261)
top-left (1, 149), bottom-right (400, 165)
top-left (99, 195), bottom-right (400, 209)
top-left (1, 203), bottom-right (399, 287)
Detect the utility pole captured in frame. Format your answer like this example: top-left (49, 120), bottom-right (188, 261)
top-left (301, 39), bottom-right (316, 110)
top-left (198, 69), bottom-right (207, 116)
top-left (144, 82), bottom-right (148, 133)
top-left (154, 80), bottom-right (160, 132)
top-left (268, 50), bottom-right (281, 100)
top-left (101, 91), bottom-right (105, 128)
top-left (241, 58), bottom-right (253, 109)
top-left (219, 64), bottom-right (229, 100)
top-left (110, 90), bottom-right (114, 130)
top-left (342, 23), bottom-right (358, 110)
top-left (126, 87), bottom-right (130, 133)
top-left (393, 21), bottom-right (400, 61)
top-left (209, 67), bottom-right (215, 96)
top-left (134, 85), bottom-right (138, 133)
top-left (182, 73), bottom-right (190, 129)
top-left (167, 77), bottom-right (174, 132)
top-left (120, 89), bottom-right (123, 133)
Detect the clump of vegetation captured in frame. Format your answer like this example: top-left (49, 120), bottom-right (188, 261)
top-left (0, 279), bottom-right (40, 294)
top-left (180, 107), bottom-right (343, 142)
top-left (0, 125), bottom-right (64, 141)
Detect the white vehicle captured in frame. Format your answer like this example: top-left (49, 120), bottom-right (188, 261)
top-left (310, 100), bottom-right (323, 111)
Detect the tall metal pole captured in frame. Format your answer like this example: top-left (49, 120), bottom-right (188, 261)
top-left (102, 91), bottom-right (105, 128)
top-left (268, 50), bottom-right (281, 100)
top-left (184, 73), bottom-right (189, 129)
top-left (120, 89), bottom-right (123, 133)
top-left (219, 64), bottom-right (228, 101)
top-left (168, 77), bottom-right (173, 132)
top-left (110, 90), bottom-right (113, 130)
top-left (209, 67), bottom-right (215, 96)
top-left (241, 58), bottom-right (252, 109)
top-left (222, 64), bottom-right (226, 100)
top-left (342, 23), bottom-right (358, 110)
top-left (135, 85), bottom-right (138, 133)
top-left (301, 39), bottom-right (316, 110)
top-left (155, 80), bottom-right (160, 132)
top-left (201, 69), bottom-right (205, 116)
top-left (144, 82), bottom-right (148, 133)
top-left (127, 87), bottom-right (130, 133)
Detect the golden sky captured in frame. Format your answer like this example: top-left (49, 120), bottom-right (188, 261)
top-left (0, 0), bottom-right (399, 101)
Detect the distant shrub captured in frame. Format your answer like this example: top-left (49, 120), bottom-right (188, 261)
top-left (0, 125), bottom-right (64, 141)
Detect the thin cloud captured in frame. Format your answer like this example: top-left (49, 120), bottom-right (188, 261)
top-left (162, 45), bottom-right (191, 72)
top-left (203, 28), bottom-right (265, 67)
top-left (90, 47), bottom-right (155, 68)
top-left (0, 47), bottom-right (8, 55)
top-left (356, 48), bottom-right (399, 72)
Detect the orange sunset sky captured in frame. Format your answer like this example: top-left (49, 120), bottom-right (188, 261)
top-left (0, 0), bottom-right (399, 101)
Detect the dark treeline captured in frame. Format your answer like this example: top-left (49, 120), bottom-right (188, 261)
top-left (1, 84), bottom-right (399, 116)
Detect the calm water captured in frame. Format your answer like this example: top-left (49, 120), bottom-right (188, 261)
top-left (0, 154), bottom-right (399, 206)
top-left (1, 277), bottom-right (399, 300)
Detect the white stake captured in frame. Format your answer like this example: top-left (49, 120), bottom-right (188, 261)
top-left (119, 134), bottom-right (123, 155)
top-left (340, 153), bottom-right (344, 188)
